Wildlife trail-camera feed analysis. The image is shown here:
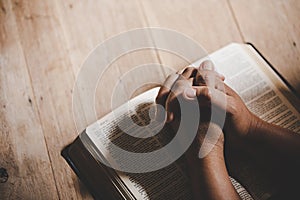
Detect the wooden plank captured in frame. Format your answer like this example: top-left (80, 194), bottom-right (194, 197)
top-left (229, 0), bottom-right (300, 95)
top-left (9, 0), bottom-right (166, 199)
top-left (55, 0), bottom-right (167, 197)
top-left (0, 1), bottom-right (58, 199)
top-left (9, 0), bottom-right (87, 199)
top-left (140, 0), bottom-right (243, 72)
top-left (54, 0), bottom-right (166, 128)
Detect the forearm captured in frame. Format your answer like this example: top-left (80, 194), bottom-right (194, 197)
top-left (187, 123), bottom-right (240, 200)
top-left (246, 117), bottom-right (300, 163)
top-left (240, 117), bottom-right (300, 192)
top-left (189, 154), bottom-right (240, 200)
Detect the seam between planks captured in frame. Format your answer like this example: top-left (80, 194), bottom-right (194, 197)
top-left (226, 0), bottom-right (246, 42)
top-left (137, 0), bottom-right (168, 79)
top-left (8, 0), bottom-right (61, 199)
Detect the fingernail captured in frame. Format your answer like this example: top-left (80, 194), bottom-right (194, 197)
top-left (184, 88), bottom-right (196, 98)
top-left (207, 88), bottom-right (212, 98)
top-left (218, 72), bottom-right (225, 80)
top-left (166, 112), bottom-right (174, 123)
top-left (154, 104), bottom-right (166, 122)
top-left (199, 60), bottom-right (214, 70)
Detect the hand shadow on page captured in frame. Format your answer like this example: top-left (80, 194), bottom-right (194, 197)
top-left (105, 102), bottom-right (193, 199)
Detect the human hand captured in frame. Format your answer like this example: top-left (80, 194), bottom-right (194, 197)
top-left (155, 66), bottom-right (240, 200)
top-left (193, 61), bottom-right (260, 146)
top-left (155, 67), bottom-right (225, 158)
top-left (156, 60), bottom-right (259, 151)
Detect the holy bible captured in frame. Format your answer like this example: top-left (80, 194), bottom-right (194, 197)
top-left (62, 43), bottom-right (300, 200)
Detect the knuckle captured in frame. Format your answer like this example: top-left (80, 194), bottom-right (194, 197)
top-left (199, 60), bottom-right (215, 70)
top-left (196, 72), bottom-right (206, 83)
top-left (185, 66), bottom-right (194, 71)
top-left (167, 73), bottom-right (178, 80)
top-left (198, 86), bottom-right (211, 99)
top-left (228, 97), bottom-right (238, 114)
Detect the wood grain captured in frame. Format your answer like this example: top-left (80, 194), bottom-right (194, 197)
top-left (229, 0), bottom-right (300, 95)
top-left (54, 0), bottom-right (166, 128)
top-left (8, 0), bottom-right (87, 199)
top-left (1, 0), bottom-right (300, 199)
top-left (0, 1), bottom-right (58, 199)
top-left (140, 0), bottom-right (243, 72)
top-left (2, 0), bottom-right (165, 199)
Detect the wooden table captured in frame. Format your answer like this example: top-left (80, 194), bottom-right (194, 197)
top-left (0, 0), bottom-right (299, 199)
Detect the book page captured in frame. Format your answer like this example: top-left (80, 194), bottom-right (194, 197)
top-left (82, 43), bottom-right (300, 200)
top-left (209, 43), bottom-right (300, 200)
top-left (84, 88), bottom-right (192, 200)
top-left (210, 43), bottom-right (300, 131)
top-left (83, 85), bottom-right (251, 200)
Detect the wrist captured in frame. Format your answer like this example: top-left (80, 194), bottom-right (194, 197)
top-left (187, 133), bottom-right (224, 165)
top-left (238, 115), bottom-right (269, 156)
top-left (199, 146), bottom-right (224, 166)
top-left (198, 122), bottom-right (224, 155)
top-left (188, 146), bottom-right (225, 178)
top-left (246, 114), bottom-right (264, 140)
top-left (185, 122), bottom-right (224, 167)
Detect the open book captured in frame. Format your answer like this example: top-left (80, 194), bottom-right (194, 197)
top-left (62, 43), bottom-right (300, 200)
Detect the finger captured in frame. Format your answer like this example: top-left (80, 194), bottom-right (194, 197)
top-left (203, 71), bottom-right (215, 89)
top-left (166, 111), bottom-right (174, 123)
top-left (194, 70), bottom-right (226, 88)
top-left (215, 78), bottom-right (226, 93)
top-left (188, 77), bottom-right (194, 85)
top-left (195, 70), bottom-right (216, 88)
top-left (156, 74), bottom-right (179, 106)
top-left (198, 60), bottom-right (225, 81)
top-left (223, 82), bottom-right (238, 96)
top-left (199, 60), bottom-right (215, 71)
top-left (193, 86), bottom-right (228, 111)
top-left (181, 67), bottom-right (197, 79)
top-left (193, 86), bottom-right (211, 98)
top-left (194, 76), bottom-right (226, 94)
top-left (167, 79), bottom-right (194, 102)
top-left (165, 79), bottom-right (193, 122)
top-left (212, 71), bottom-right (225, 81)
top-left (182, 78), bottom-right (197, 100)
top-left (218, 73), bottom-right (225, 81)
